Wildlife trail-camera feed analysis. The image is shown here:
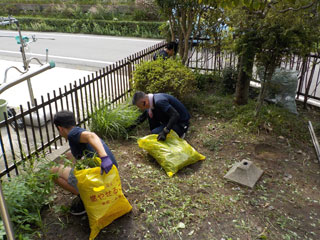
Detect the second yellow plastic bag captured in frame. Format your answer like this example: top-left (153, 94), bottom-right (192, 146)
top-left (74, 164), bottom-right (132, 240)
top-left (138, 130), bottom-right (205, 177)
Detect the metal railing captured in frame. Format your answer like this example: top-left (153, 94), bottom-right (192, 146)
top-left (0, 41), bottom-right (166, 178)
top-left (282, 54), bottom-right (320, 106)
top-left (1, 39), bottom-right (319, 178)
top-left (187, 41), bottom-right (320, 107)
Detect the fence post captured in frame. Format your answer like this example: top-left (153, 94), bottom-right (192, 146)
top-left (128, 58), bottom-right (133, 90)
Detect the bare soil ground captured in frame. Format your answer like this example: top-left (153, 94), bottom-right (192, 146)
top-left (38, 106), bottom-right (320, 240)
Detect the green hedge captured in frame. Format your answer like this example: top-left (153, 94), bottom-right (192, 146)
top-left (0, 17), bottom-right (163, 38)
top-left (0, 0), bottom-right (134, 4)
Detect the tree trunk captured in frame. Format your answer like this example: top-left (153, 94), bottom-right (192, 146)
top-left (168, 15), bottom-right (175, 41)
top-left (181, 10), bottom-right (194, 65)
top-left (235, 52), bottom-right (255, 105)
top-left (255, 61), bottom-right (277, 116)
top-left (178, 31), bottom-right (184, 58)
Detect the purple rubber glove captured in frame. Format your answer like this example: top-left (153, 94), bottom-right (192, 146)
top-left (100, 156), bottom-right (113, 175)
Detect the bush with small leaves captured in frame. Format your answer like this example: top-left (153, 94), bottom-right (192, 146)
top-left (131, 58), bottom-right (197, 101)
top-left (0, 155), bottom-right (57, 239)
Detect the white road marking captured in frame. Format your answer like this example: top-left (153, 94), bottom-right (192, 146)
top-left (0, 30), bottom-right (163, 42)
top-left (0, 49), bottom-right (114, 64)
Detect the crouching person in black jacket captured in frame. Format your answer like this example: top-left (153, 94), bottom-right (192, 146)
top-left (130, 91), bottom-right (190, 141)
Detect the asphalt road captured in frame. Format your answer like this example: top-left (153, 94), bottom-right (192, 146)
top-left (0, 30), bottom-right (163, 71)
top-left (0, 30), bottom-right (163, 107)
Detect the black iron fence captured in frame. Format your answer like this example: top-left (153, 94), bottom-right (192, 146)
top-left (186, 43), bottom-right (320, 107)
top-left (187, 45), bottom-right (237, 73)
top-left (282, 54), bottom-right (320, 107)
top-left (1, 39), bottom-right (319, 178)
top-left (0, 41), bottom-right (166, 178)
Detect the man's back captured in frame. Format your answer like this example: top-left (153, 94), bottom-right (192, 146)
top-left (153, 49), bottom-right (169, 60)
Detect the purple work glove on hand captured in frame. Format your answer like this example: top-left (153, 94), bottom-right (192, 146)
top-left (100, 156), bottom-right (113, 175)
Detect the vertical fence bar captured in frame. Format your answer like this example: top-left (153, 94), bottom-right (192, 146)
top-left (313, 66), bottom-right (320, 96)
top-left (98, 69), bottom-right (103, 108)
top-left (79, 79), bottom-right (86, 129)
top-left (128, 57), bottom-right (133, 90)
top-left (123, 59), bottom-right (129, 97)
top-left (88, 75), bottom-right (94, 117)
top-left (118, 61), bottom-right (124, 102)
top-left (20, 105), bottom-right (31, 157)
top-left (3, 113), bottom-right (18, 175)
top-left (118, 61), bottom-right (123, 102)
top-left (296, 56), bottom-right (302, 71)
top-left (0, 129), bottom-right (10, 178)
top-left (11, 111), bottom-right (24, 165)
top-left (34, 99), bottom-right (45, 154)
top-left (83, 78), bottom-right (90, 125)
top-left (103, 68), bottom-right (107, 102)
top-left (73, 81), bottom-right (81, 125)
top-left (53, 90), bottom-right (63, 146)
top-left (84, 77), bottom-right (90, 124)
top-left (64, 86), bottom-right (69, 111)
top-left (41, 96), bottom-right (50, 154)
top-left (113, 63), bottom-right (118, 104)
top-left (107, 66), bottom-right (112, 106)
top-left (58, 88), bottom-right (64, 111)
top-left (111, 64), bottom-right (116, 106)
top-left (69, 83), bottom-right (76, 117)
top-left (92, 73), bottom-right (97, 109)
top-left (47, 93), bottom-right (57, 150)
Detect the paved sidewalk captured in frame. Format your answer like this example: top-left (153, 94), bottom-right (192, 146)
top-left (0, 59), bottom-right (93, 108)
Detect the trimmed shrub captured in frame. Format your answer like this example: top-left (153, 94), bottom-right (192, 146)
top-left (131, 58), bottom-right (197, 101)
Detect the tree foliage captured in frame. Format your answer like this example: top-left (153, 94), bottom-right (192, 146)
top-left (223, 0), bottom-right (320, 109)
top-left (131, 58), bottom-right (197, 101)
top-left (154, 0), bottom-right (214, 64)
top-left (155, 0), bottom-right (320, 111)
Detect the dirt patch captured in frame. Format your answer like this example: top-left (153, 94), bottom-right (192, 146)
top-left (37, 114), bottom-right (320, 240)
top-left (254, 143), bottom-right (284, 160)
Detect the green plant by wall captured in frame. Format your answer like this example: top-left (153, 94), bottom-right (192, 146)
top-left (0, 155), bottom-right (57, 239)
top-left (0, 1), bottom-right (134, 5)
top-left (0, 1), bottom-right (161, 21)
top-left (131, 58), bottom-right (198, 101)
top-left (90, 101), bottom-right (141, 140)
top-left (194, 71), bottom-right (220, 91)
top-left (222, 67), bottom-right (237, 95)
top-left (0, 17), bottom-right (163, 39)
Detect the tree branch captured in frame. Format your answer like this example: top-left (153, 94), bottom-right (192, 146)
top-left (278, 1), bottom-right (315, 13)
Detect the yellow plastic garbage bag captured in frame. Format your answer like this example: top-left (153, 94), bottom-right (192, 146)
top-left (138, 130), bottom-right (205, 177)
top-left (74, 164), bottom-right (132, 240)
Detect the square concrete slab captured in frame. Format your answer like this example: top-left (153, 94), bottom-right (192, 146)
top-left (224, 159), bottom-right (263, 188)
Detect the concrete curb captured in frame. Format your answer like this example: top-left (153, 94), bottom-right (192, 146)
top-left (47, 145), bottom-right (70, 162)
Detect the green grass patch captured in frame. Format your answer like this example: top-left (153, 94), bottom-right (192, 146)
top-left (90, 101), bottom-right (141, 140)
top-left (187, 90), bottom-right (309, 144)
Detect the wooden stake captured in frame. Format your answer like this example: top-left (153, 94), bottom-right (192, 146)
top-left (308, 121), bottom-right (320, 165)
